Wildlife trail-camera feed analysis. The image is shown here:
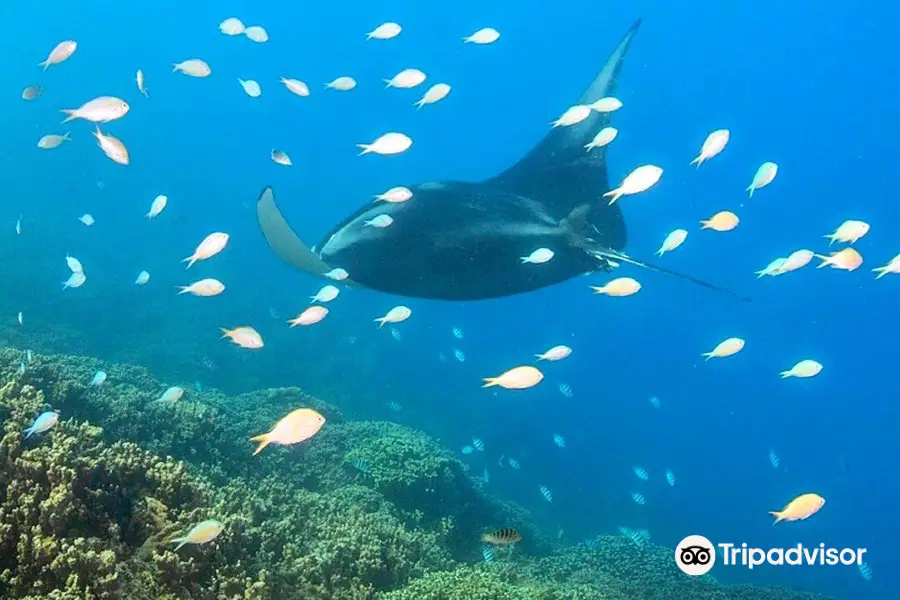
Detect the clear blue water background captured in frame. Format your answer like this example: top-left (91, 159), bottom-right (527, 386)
top-left (0, 0), bottom-right (896, 598)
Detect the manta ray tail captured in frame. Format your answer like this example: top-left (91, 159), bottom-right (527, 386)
top-left (255, 186), bottom-right (334, 277)
top-left (589, 247), bottom-right (752, 302)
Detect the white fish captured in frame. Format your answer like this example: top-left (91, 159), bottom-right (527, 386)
top-left (324, 268), bottom-right (349, 281)
top-left (66, 255), bottom-right (83, 274)
top-left (558, 383), bottom-right (573, 398)
top-left (756, 257), bottom-right (787, 278)
top-left (178, 278), bottom-right (225, 297)
top-left (25, 411), bottom-right (59, 437)
top-left (649, 395), bottom-right (661, 408)
top-left (414, 83), bottom-right (451, 109)
top-left (375, 305), bottom-right (411, 327)
top-left (155, 386), bottom-right (184, 404)
top-left (92, 127), bottom-right (129, 165)
top-left (604, 165), bottom-right (663, 204)
top-left (631, 492), bottom-right (646, 505)
top-left (326, 76), bottom-right (357, 91)
top-left (464, 28), bottom-right (500, 44)
top-left (384, 68), bottom-right (426, 89)
top-left (183, 233), bottom-right (229, 268)
top-left (390, 327), bottom-right (402, 341)
top-left (281, 77), bottom-right (310, 97)
top-left (461, 445), bottom-right (474, 455)
top-left (364, 214), bottom-right (394, 228)
top-left (147, 195), bottom-right (167, 218)
top-left (858, 561), bottom-right (872, 582)
top-left (40, 41), bottom-right (77, 70)
top-left (374, 186), bottom-right (412, 203)
top-left (551, 105), bottom-right (591, 128)
top-left (585, 127), bottom-right (617, 151)
top-left (656, 229), bottom-right (688, 256)
top-left (38, 132), bottom-right (71, 149)
top-left (553, 434), bottom-right (565, 448)
top-left (451, 327), bottom-right (464, 339)
top-left (244, 25), bottom-right (269, 43)
top-left (780, 359), bottom-right (823, 379)
top-left (135, 270), bottom-right (150, 285)
top-left (779, 249), bottom-right (815, 274)
top-left (78, 214), bottom-right (95, 226)
top-left (747, 162), bottom-right (778, 197)
top-left (358, 133), bottom-right (412, 156)
top-left (62, 96), bottom-right (130, 123)
top-left (367, 22), bottom-right (401, 40)
top-left (633, 466), bottom-right (649, 481)
top-left (310, 285), bottom-right (339, 303)
top-left (472, 438), bottom-right (484, 451)
top-left (219, 17), bottom-right (245, 35)
top-left (589, 97), bottom-right (623, 112)
top-left (17, 311), bottom-right (23, 325)
top-left (90, 371), bottom-right (107, 386)
top-left (135, 69), bottom-right (149, 97)
top-left (768, 448), bottom-right (780, 469)
top-left (690, 129), bottom-right (730, 167)
top-left (521, 248), bottom-right (554, 264)
top-left (62, 272), bottom-right (87, 289)
top-left (271, 150), bottom-right (292, 166)
top-left (15, 216), bottom-right (22, 235)
top-left (535, 345), bottom-right (571, 361)
top-left (453, 348), bottom-right (465, 362)
top-left (238, 78), bottom-right (262, 97)
top-left (173, 59), bottom-right (212, 78)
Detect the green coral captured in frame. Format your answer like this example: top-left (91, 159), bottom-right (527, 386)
top-left (0, 347), bottom-right (837, 600)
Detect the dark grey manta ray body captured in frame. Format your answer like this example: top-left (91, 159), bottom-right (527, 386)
top-left (257, 19), bottom-right (746, 302)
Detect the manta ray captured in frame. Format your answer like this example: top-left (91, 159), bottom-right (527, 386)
top-left (256, 19), bottom-right (746, 302)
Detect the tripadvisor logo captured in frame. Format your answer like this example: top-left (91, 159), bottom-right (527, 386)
top-left (675, 535), bottom-right (868, 575)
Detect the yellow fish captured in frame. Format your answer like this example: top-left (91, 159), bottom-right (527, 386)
top-left (170, 519), bottom-right (224, 550)
top-left (250, 408), bottom-right (325, 455)
top-left (769, 493), bottom-right (825, 524)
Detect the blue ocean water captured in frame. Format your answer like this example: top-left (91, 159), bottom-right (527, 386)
top-left (1, 0), bottom-right (896, 598)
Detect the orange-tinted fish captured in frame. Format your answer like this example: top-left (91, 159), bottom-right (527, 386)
top-left (481, 528), bottom-right (522, 545)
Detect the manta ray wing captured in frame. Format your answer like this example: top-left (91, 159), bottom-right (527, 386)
top-left (482, 19), bottom-right (642, 251)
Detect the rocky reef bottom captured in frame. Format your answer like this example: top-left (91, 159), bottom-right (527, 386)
top-left (0, 347), bottom-right (832, 600)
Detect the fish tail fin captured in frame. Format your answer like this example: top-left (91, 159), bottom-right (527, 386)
top-left (814, 254), bottom-right (829, 268)
top-left (747, 185), bottom-right (755, 199)
top-left (356, 144), bottom-right (371, 155)
top-left (171, 64), bottom-right (179, 73)
top-left (699, 220), bottom-right (710, 229)
top-left (176, 286), bottom-right (189, 294)
top-left (60, 110), bottom-right (77, 123)
top-left (655, 248), bottom-right (664, 257)
top-left (249, 434), bottom-right (270, 456)
top-left (589, 247), bottom-right (752, 302)
top-left (602, 189), bottom-right (622, 205)
top-left (219, 328), bottom-right (231, 339)
top-left (873, 266), bottom-right (888, 279)
top-left (374, 317), bottom-right (386, 328)
top-left (701, 352), bottom-right (713, 361)
top-left (689, 155), bottom-right (702, 167)
top-left (779, 371), bottom-right (791, 378)
top-left (382, 79), bottom-right (392, 88)
top-left (182, 256), bottom-right (195, 269)
top-left (414, 99), bottom-right (425, 110)
top-left (768, 511), bottom-right (783, 525)
top-left (172, 539), bottom-right (187, 550)
top-left (534, 354), bottom-right (545, 360)
top-left (481, 378), bottom-right (498, 388)
top-left (823, 233), bottom-right (836, 245)
top-left (519, 256), bottom-right (530, 264)
top-left (63, 131), bottom-right (71, 141)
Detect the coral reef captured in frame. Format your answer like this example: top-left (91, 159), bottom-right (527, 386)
top-left (0, 347), bottom-right (836, 600)
top-left (380, 537), bottom-right (835, 600)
